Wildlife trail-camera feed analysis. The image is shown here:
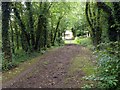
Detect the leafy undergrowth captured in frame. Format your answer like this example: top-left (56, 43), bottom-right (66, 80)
top-left (2, 52), bottom-right (40, 72)
top-left (94, 42), bottom-right (120, 89)
top-left (75, 37), bottom-right (93, 49)
top-left (64, 37), bottom-right (94, 50)
top-left (68, 47), bottom-right (97, 88)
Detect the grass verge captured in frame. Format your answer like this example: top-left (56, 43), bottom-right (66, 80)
top-left (64, 37), bottom-right (94, 50)
top-left (74, 37), bottom-right (93, 49)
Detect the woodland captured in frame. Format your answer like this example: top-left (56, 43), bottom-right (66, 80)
top-left (0, 0), bottom-right (120, 89)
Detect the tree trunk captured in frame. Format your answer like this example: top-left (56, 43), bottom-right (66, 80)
top-left (113, 2), bottom-right (120, 41)
top-left (26, 2), bottom-right (35, 51)
top-left (97, 2), bottom-right (117, 41)
top-left (2, 2), bottom-right (12, 62)
top-left (10, 19), bottom-right (15, 54)
top-left (14, 19), bottom-right (19, 50)
top-left (43, 16), bottom-right (48, 49)
top-left (34, 15), bottom-right (44, 51)
top-left (52, 16), bottom-right (63, 46)
top-left (85, 2), bottom-right (101, 47)
top-left (13, 5), bottom-right (30, 51)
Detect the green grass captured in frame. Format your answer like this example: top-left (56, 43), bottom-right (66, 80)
top-left (13, 50), bottom-right (40, 63)
top-left (64, 37), bottom-right (93, 49)
top-left (66, 47), bottom-right (96, 88)
top-left (74, 37), bottom-right (93, 49)
top-left (2, 53), bottom-right (43, 83)
top-left (69, 54), bottom-right (95, 76)
top-left (2, 50), bottom-right (41, 71)
top-left (2, 45), bottom-right (61, 71)
top-left (64, 40), bottom-right (78, 44)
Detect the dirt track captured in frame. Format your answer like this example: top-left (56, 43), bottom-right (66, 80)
top-left (3, 44), bottom-right (95, 88)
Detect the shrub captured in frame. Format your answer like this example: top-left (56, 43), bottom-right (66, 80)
top-left (2, 61), bottom-right (18, 71)
top-left (75, 37), bottom-right (93, 49)
top-left (82, 42), bottom-right (120, 89)
top-left (95, 42), bottom-right (120, 89)
top-left (2, 50), bottom-right (40, 72)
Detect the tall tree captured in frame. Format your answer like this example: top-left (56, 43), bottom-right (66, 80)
top-left (2, 2), bottom-right (12, 62)
top-left (13, 3), bottom-right (31, 51)
top-left (26, 2), bottom-right (35, 51)
top-left (85, 2), bottom-right (102, 47)
top-left (113, 2), bottom-right (120, 41)
top-left (96, 1), bottom-right (118, 41)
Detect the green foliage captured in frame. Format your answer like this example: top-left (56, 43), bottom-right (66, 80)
top-left (97, 53), bottom-right (119, 89)
top-left (97, 42), bottom-right (120, 57)
top-left (0, 33), bottom-right (1, 48)
top-left (2, 61), bottom-right (18, 71)
top-left (1, 2), bottom-right (120, 89)
top-left (75, 37), bottom-right (93, 49)
top-left (70, 56), bottom-right (95, 76)
top-left (2, 50), bottom-right (40, 71)
top-left (84, 1), bottom-right (120, 89)
top-left (2, 2), bottom-right (88, 71)
top-left (94, 42), bottom-right (120, 89)
top-left (80, 41), bottom-right (120, 89)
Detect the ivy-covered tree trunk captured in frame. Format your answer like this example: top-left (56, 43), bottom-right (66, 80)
top-left (95, 7), bottom-right (102, 46)
top-left (113, 2), bottom-right (120, 41)
top-left (43, 2), bottom-right (50, 49)
top-left (14, 19), bottom-right (19, 50)
top-left (35, 14), bottom-right (44, 51)
top-left (13, 5), bottom-right (30, 51)
top-left (50, 20), bottom-right (54, 45)
top-left (2, 2), bottom-right (12, 62)
top-left (85, 2), bottom-right (102, 47)
top-left (43, 16), bottom-right (48, 49)
top-left (97, 2), bottom-right (117, 42)
top-left (10, 19), bottom-right (15, 54)
top-left (26, 2), bottom-right (35, 51)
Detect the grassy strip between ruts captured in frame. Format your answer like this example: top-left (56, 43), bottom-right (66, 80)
top-left (68, 47), bottom-right (96, 87)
